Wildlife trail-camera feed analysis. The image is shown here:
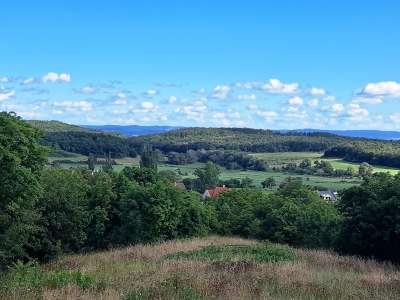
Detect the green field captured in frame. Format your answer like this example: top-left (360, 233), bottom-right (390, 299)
top-left (49, 151), bottom-right (400, 190)
top-left (251, 152), bottom-right (400, 175)
top-left (159, 162), bottom-right (361, 190)
top-left (48, 152), bottom-right (363, 190)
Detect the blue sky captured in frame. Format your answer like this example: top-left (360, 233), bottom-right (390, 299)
top-left (1, 0), bottom-right (400, 129)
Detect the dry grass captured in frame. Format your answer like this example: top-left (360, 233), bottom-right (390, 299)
top-left (2, 236), bottom-right (400, 300)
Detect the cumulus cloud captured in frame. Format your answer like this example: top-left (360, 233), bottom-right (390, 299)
top-left (308, 98), bottom-right (319, 108)
top-left (169, 96), bottom-right (177, 104)
top-left (22, 77), bottom-right (36, 85)
top-left (42, 72), bottom-right (71, 83)
top-left (54, 100), bottom-right (92, 111)
top-left (237, 94), bottom-right (257, 100)
top-left (262, 79), bottom-right (299, 94)
top-left (0, 77), bottom-right (9, 83)
top-left (331, 103), bottom-right (345, 113)
top-left (141, 101), bottom-right (155, 109)
top-left (77, 86), bottom-right (97, 94)
top-left (144, 89), bottom-right (158, 97)
top-left (288, 96), bottom-right (304, 106)
top-left (212, 85), bottom-right (231, 100)
top-left (361, 81), bottom-right (400, 97)
top-left (0, 90), bottom-right (15, 101)
top-left (309, 87), bottom-right (326, 96)
top-left (351, 96), bottom-right (383, 105)
top-left (347, 103), bottom-right (369, 117)
top-left (390, 113), bottom-right (400, 123)
top-left (256, 110), bottom-right (278, 122)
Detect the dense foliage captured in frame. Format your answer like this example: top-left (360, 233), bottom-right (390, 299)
top-left (0, 112), bottom-right (47, 267)
top-left (337, 173), bottom-right (400, 262)
top-left (41, 131), bottom-right (135, 158)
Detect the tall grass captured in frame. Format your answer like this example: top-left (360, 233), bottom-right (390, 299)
top-left (1, 236), bottom-right (399, 299)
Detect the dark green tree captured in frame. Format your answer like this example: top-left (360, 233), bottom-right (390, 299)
top-left (0, 112), bottom-right (46, 268)
top-left (262, 177), bottom-right (276, 189)
top-left (193, 162), bottom-right (221, 191)
top-left (337, 173), bottom-right (400, 262)
top-left (140, 144), bottom-right (158, 170)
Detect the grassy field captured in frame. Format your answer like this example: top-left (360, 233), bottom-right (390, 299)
top-left (47, 152), bottom-right (361, 190)
top-left (250, 152), bottom-right (400, 175)
top-left (2, 236), bottom-right (399, 299)
top-left (160, 163), bottom-right (361, 190)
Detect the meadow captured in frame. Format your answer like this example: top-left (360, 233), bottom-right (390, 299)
top-left (250, 152), bottom-right (400, 175)
top-left (2, 236), bottom-right (399, 300)
top-left (48, 151), bottom-right (363, 190)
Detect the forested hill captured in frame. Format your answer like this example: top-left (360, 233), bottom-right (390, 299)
top-left (27, 122), bottom-right (400, 168)
top-left (27, 120), bottom-right (96, 133)
top-left (129, 127), bottom-right (352, 152)
top-left (129, 127), bottom-right (400, 167)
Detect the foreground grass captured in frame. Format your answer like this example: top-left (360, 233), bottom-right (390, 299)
top-left (1, 236), bottom-right (400, 300)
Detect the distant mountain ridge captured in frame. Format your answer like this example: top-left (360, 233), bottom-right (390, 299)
top-left (282, 129), bottom-right (400, 141)
top-left (81, 125), bottom-right (181, 136)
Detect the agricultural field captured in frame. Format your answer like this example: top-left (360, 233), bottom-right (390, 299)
top-left (250, 152), bottom-right (400, 175)
top-left (159, 163), bottom-right (361, 190)
top-left (2, 236), bottom-right (399, 300)
top-left (47, 152), bottom-right (362, 190)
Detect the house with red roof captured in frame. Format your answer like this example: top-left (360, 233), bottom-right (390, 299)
top-left (202, 186), bottom-right (230, 199)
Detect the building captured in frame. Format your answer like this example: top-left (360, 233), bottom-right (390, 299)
top-left (202, 186), bottom-right (230, 199)
top-left (318, 190), bottom-right (338, 202)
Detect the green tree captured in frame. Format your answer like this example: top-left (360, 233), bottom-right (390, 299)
top-left (337, 173), bottom-right (400, 262)
top-left (36, 169), bottom-right (89, 259)
top-left (0, 112), bottom-right (46, 268)
top-left (358, 162), bottom-right (373, 177)
top-left (262, 177), bottom-right (276, 189)
top-left (85, 172), bottom-right (115, 249)
top-left (193, 162), bottom-right (221, 191)
top-left (140, 144), bottom-right (158, 170)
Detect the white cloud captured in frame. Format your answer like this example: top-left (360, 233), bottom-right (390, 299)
top-left (145, 89), bottom-right (158, 97)
top-left (42, 72), bottom-right (71, 83)
top-left (256, 110), bottom-right (278, 122)
top-left (169, 96), bottom-right (177, 104)
top-left (390, 113), bottom-right (400, 123)
top-left (308, 98), bottom-right (319, 108)
top-left (114, 98), bottom-right (127, 105)
top-left (262, 79), bottom-right (299, 94)
top-left (309, 87), bottom-right (326, 96)
top-left (51, 110), bottom-right (64, 115)
top-left (246, 104), bottom-right (258, 110)
top-left (54, 100), bottom-right (92, 111)
top-left (0, 77), bottom-right (9, 83)
top-left (288, 96), bottom-right (304, 106)
top-left (23, 78), bottom-right (35, 85)
top-left (0, 90), bottom-right (15, 101)
top-left (235, 81), bottom-right (262, 89)
top-left (237, 94), bottom-right (257, 100)
top-left (351, 96), bottom-right (383, 105)
top-left (141, 101), bottom-right (155, 109)
top-left (362, 81), bottom-right (400, 97)
top-left (78, 86), bottom-right (97, 94)
top-left (331, 103), bottom-right (345, 113)
top-left (347, 103), bottom-right (369, 117)
top-left (212, 85), bottom-right (231, 100)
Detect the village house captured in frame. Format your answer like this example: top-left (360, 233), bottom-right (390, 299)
top-left (318, 190), bottom-right (338, 202)
top-left (202, 186), bottom-right (230, 199)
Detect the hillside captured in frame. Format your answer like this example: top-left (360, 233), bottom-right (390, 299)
top-left (27, 120), bottom-right (95, 133)
top-left (284, 129), bottom-right (400, 140)
top-left (82, 124), bottom-right (181, 136)
top-left (2, 236), bottom-right (399, 299)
